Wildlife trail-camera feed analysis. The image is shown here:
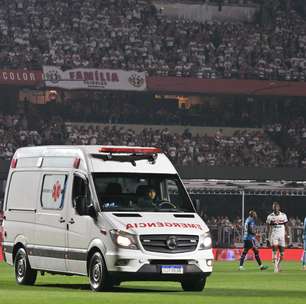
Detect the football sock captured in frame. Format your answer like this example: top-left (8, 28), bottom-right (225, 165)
top-left (255, 253), bottom-right (262, 266)
top-left (303, 251), bottom-right (306, 266)
top-left (239, 251), bottom-right (247, 267)
top-left (272, 251), bottom-right (277, 262)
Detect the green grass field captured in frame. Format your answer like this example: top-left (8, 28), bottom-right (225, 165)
top-left (0, 261), bottom-right (306, 304)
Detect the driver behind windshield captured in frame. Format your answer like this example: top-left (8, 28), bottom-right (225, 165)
top-left (137, 186), bottom-right (157, 210)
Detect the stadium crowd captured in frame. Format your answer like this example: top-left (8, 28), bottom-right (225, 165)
top-left (0, 109), bottom-right (301, 167)
top-left (0, 97), bottom-right (285, 167)
top-left (65, 124), bottom-right (283, 167)
top-left (0, 113), bottom-right (65, 160)
top-left (1, 0), bottom-right (306, 80)
top-left (263, 98), bottom-right (306, 166)
top-left (1, 93), bottom-right (306, 167)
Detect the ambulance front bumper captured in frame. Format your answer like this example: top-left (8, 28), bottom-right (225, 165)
top-left (105, 248), bottom-right (213, 280)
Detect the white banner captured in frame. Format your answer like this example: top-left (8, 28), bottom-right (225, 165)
top-left (43, 66), bottom-right (147, 91)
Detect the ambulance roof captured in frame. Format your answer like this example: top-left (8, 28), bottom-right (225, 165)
top-left (13, 145), bottom-right (177, 175)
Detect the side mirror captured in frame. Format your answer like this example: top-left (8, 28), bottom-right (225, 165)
top-left (87, 203), bottom-right (97, 218)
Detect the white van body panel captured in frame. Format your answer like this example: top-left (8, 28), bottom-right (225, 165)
top-left (2, 145), bottom-right (213, 281)
top-left (3, 170), bottom-right (41, 267)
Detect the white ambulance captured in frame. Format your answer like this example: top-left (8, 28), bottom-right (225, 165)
top-left (2, 146), bottom-right (213, 291)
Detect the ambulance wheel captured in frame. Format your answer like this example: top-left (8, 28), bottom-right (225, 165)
top-left (89, 252), bottom-right (112, 291)
top-left (14, 247), bottom-right (37, 285)
top-left (181, 277), bottom-right (206, 291)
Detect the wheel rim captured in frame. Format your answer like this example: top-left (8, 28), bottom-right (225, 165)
top-left (16, 255), bottom-right (26, 283)
top-left (90, 257), bottom-right (103, 289)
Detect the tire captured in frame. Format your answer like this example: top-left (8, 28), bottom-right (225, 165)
top-left (14, 247), bottom-right (37, 285)
top-left (88, 252), bottom-right (112, 291)
top-left (181, 276), bottom-right (206, 292)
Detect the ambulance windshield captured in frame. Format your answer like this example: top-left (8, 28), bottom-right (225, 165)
top-left (93, 173), bottom-right (195, 213)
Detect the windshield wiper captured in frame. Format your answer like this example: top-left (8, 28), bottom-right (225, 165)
top-left (102, 207), bottom-right (139, 212)
top-left (154, 208), bottom-right (182, 212)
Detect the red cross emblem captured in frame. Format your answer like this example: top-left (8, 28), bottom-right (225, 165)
top-left (52, 181), bottom-right (61, 202)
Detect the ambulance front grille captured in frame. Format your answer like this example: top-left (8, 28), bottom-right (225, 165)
top-left (139, 234), bottom-right (199, 253)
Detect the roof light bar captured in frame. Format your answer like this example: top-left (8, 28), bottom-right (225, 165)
top-left (99, 147), bottom-right (161, 154)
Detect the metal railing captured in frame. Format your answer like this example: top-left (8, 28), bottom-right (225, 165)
top-left (209, 224), bottom-right (305, 248)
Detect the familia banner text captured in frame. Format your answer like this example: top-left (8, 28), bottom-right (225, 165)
top-left (43, 66), bottom-right (146, 91)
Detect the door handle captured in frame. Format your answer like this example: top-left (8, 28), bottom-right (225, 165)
top-left (59, 217), bottom-right (66, 223)
top-left (69, 218), bottom-right (75, 224)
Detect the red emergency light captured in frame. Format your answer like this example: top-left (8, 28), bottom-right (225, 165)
top-left (10, 159), bottom-right (17, 168)
top-left (99, 147), bottom-right (161, 154)
top-left (73, 158), bottom-right (81, 169)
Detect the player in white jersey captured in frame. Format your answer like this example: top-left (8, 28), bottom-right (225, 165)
top-left (266, 202), bottom-right (289, 272)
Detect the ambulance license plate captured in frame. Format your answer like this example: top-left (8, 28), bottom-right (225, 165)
top-left (161, 265), bottom-right (184, 274)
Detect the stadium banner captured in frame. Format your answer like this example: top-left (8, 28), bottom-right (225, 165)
top-left (0, 69), bottom-right (43, 86)
top-left (213, 248), bottom-right (304, 261)
top-left (147, 76), bottom-right (306, 97)
top-left (43, 66), bottom-right (147, 91)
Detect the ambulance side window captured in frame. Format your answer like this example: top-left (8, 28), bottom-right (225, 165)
top-left (41, 174), bottom-right (68, 210)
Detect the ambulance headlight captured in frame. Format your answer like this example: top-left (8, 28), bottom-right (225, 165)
top-left (110, 230), bottom-right (139, 250)
top-left (199, 232), bottom-right (212, 250)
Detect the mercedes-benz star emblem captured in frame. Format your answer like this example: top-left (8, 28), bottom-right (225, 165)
top-left (166, 236), bottom-right (177, 250)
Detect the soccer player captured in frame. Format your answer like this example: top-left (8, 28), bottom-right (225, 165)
top-left (239, 210), bottom-right (268, 271)
top-left (266, 202), bottom-right (289, 272)
top-left (303, 216), bottom-right (306, 270)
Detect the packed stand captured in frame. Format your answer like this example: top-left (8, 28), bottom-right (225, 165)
top-left (0, 108), bottom-right (282, 167)
top-left (265, 111), bottom-right (306, 167)
top-left (0, 113), bottom-right (66, 159)
top-left (1, 0), bottom-right (306, 80)
top-left (66, 124), bottom-right (282, 167)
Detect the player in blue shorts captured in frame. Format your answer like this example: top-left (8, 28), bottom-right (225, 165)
top-left (239, 210), bottom-right (268, 270)
top-left (303, 217), bottom-right (306, 270)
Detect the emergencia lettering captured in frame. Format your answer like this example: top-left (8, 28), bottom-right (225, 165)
top-left (126, 222), bottom-right (203, 230)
